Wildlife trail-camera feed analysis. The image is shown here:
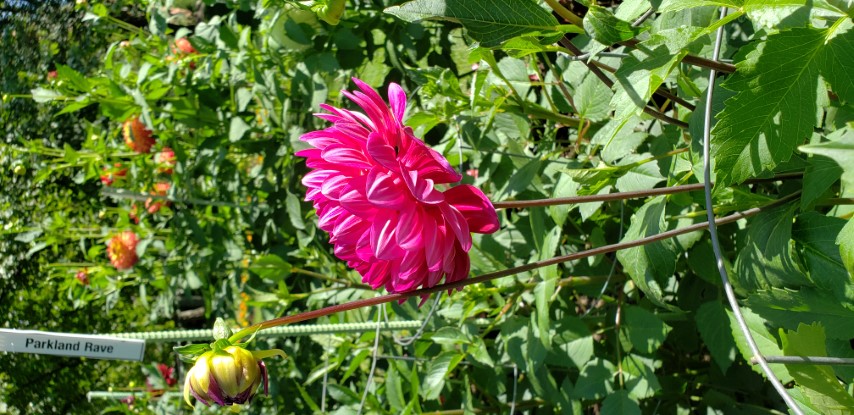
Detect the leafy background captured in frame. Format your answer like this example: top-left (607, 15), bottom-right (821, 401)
top-left (1, 0), bottom-right (852, 414)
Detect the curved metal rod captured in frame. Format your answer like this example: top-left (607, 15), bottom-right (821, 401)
top-left (701, 8), bottom-right (805, 415)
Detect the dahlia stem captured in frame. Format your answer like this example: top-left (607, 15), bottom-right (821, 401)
top-left (227, 191), bottom-right (799, 344)
top-left (544, 0), bottom-right (583, 27)
top-left (492, 173), bottom-right (802, 209)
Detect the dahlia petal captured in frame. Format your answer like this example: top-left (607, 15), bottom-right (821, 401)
top-left (371, 211), bottom-right (403, 260)
top-left (422, 217), bottom-right (442, 272)
top-left (426, 269), bottom-right (444, 288)
top-left (402, 168), bottom-right (444, 204)
top-left (352, 78), bottom-right (389, 112)
top-left (399, 138), bottom-right (462, 184)
top-left (439, 203), bottom-right (472, 252)
top-left (362, 260), bottom-right (392, 289)
top-left (447, 244), bottom-right (471, 286)
top-left (443, 184), bottom-right (500, 234)
top-left (355, 231), bottom-right (374, 262)
top-left (206, 372), bottom-right (227, 406)
top-left (322, 145), bottom-right (372, 169)
top-left (259, 361), bottom-right (269, 396)
top-left (320, 175), bottom-right (351, 200)
top-left (343, 90), bottom-right (384, 132)
top-left (366, 133), bottom-right (399, 172)
top-left (396, 205), bottom-right (423, 251)
top-left (339, 183), bottom-right (378, 219)
top-left (366, 167), bottom-right (407, 208)
top-left (387, 83), bottom-right (407, 123)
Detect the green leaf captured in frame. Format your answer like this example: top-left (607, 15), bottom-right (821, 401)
top-left (838, 218), bottom-right (854, 275)
top-left (712, 27), bottom-right (852, 186)
top-left (601, 389), bottom-right (642, 415)
top-left (800, 134), bottom-right (854, 185)
top-left (30, 87), bottom-right (61, 103)
top-left (386, 362), bottom-right (407, 412)
top-left (285, 191), bottom-right (306, 230)
top-left (575, 73), bottom-right (613, 122)
top-left (793, 212), bottom-right (854, 303)
top-left (620, 306), bottom-right (672, 354)
top-left (821, 24), bottom-right (854, 104)
top-left (622, 355), bottom-right (662, 400)
top-left (801, 154), bottom-right (843, 210)
top-left (733, 203), bottom-right (809, 292)
top-left (250, 254), bottom-right (292, 281)
top-left (781, 323), bottom-right (854, 414)
top-left (696, 301), bottom-right (738, 373)
top-left (583, 5), bottom-right (647, 45)
top-left (422, 351), bottom-right (464, 400)
top-left (727, 306), bottom-right (792, 382)
top-left (746, 288), bottom-right (854, 340)
top-left (744, 0), bottom-right (810, 29)
top-left (616, 196), bottom-right (679, 308)
top-left (56, 64), bottom-right (90, 91)
top-left (229, 116), bottom-right (251, 142)
top-left (658, 0), bottom-right (742, 13)
top-left (571, 358), bottom-right (616, 400)
top-left (550, 316), bottom-right (594, 369)
top-left (609, 46), bottom-right (684, 124)
top-left (384, 0), bottom-right (560, 48)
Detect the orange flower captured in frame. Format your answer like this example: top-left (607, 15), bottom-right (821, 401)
top-left (108, 231), bottom-right (139, 270)
top-left (173, 38), bottom-right (197, 55)
top-left (154, 147), bottom-right (176, 174)
top-left (123, 116), bottom-right (156, 154)
top-left (145, 182), bottom-right (171, 214)
top-left (100, 163), bottom-right (127, 186)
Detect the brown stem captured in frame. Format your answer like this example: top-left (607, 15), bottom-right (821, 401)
top-left (492, 173), bottom-right (803, 209)
top-left (228, 192), bottom-right (798, 343)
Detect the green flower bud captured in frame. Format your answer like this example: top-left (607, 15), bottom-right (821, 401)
top-left (314, 0), bottom-right (346, 25)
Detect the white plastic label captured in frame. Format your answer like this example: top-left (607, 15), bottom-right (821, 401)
top-left (0, 329), bottom-right (145, 361)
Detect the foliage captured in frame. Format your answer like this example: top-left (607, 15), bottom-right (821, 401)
top-left (1, 0), bottom-right (852, 414)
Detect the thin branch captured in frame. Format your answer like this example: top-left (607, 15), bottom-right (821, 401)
top-left (753, 356), bottom-right (854, 366)
top-left (228, 192), bottom-right (799, 343)
top-left (492, 173), bottom-right (803, 209)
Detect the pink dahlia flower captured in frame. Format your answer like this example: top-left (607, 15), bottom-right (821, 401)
top-left (296, 78), bottom-right (500, 293)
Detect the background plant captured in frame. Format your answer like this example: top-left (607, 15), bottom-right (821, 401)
top-left (1, 0), bottom-right (852, 414)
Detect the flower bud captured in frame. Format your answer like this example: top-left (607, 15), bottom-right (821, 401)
top-left (183, 346), bottom-right (284, 407)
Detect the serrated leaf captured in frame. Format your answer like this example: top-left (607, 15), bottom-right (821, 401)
top-left (744, 0), bottom-right (810, 29)
top-left (696, 301), bottom-right (738, 373)
top-left (616, 196), bottom-right (679, 308)
top-left (658, 0), bottom-right (742, 13)
top-left (601, 390), bottom-right (642, 415)
top-left (746, 288), bottom-right (854, 340)
top-left (801, 155), bottom-right (843, 209)
top-left (712, 27), bottom-right (852, 186)
top-left (727, 306), bottom-right (792, 382)
top-left (610, 47), bottom-right (684, 123)
top-left (793, 212), bottom-right (854, 303)
top-left (583, 5), bottom-right (647, 45)
top-left (575, 73), bottom-right (613, 122)
top-left (781, 323), bottom-right (854, 414)
top-left (800, 135), bottom-right (854, 185)
top-left (733, 203), bottom-right (809, 292)
top-left (422, 351), bottom-right (463, 400)
top-left (384, 0), bottom-right (560, 48)
top-left (621, 306), bottom-right (672, 354)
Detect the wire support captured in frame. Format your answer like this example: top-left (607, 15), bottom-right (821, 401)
top-left (701, 8), bottom-right (804, 415)
top-left (753, 356), bottom-right (854, 366)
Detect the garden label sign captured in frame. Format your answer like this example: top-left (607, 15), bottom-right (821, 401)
top-left (0, 329), bottom-right (145, 361)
